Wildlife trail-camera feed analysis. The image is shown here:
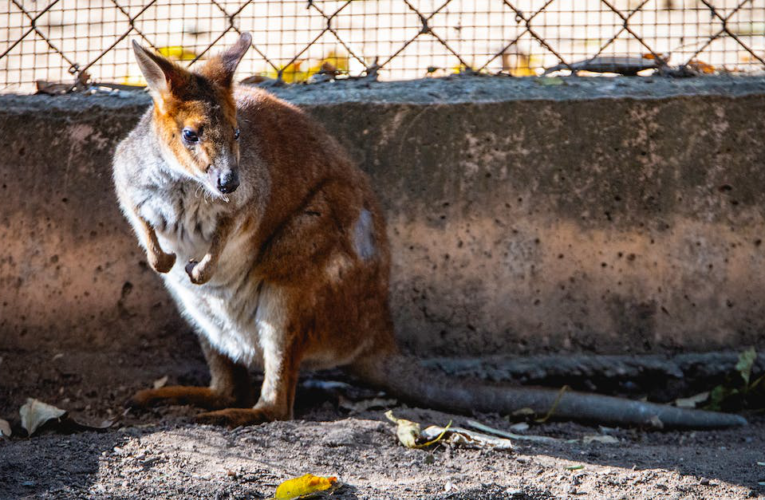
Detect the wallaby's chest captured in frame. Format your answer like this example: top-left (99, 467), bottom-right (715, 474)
top-left (138, 182), bottom-right (225, 262)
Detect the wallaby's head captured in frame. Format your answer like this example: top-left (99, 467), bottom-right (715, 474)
top-left (132, 33), bottom-right (251, 196)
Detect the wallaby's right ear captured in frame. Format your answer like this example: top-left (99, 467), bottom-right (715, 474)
top-left (132, 40), bottom-right (187, 103)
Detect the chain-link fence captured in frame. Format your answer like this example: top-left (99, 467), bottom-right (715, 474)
top-left (2, 0), bottom-right (764, 93)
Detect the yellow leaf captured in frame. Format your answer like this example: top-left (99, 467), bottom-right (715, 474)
top-left (157, 46), bottom-right (198, 61)
top-left (274, 474), bottom-right (337, 500)
top-left (385, 410), bottom-right (420, 448)
top-left (385, 410), bottom-right (452, 449)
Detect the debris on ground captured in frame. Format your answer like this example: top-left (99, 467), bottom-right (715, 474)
top-left (274, 473), bottom-right (339, 499)
top-left (19, 398), bottom-right (114, 437)
top-left (385, 410), bottom-right (451, 449)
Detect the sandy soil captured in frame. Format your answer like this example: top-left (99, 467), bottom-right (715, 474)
top-left (1, 349), bottom-right (765, 499)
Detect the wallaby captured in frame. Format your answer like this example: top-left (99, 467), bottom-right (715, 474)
top-left (112, 33), bottom-right (745, 429)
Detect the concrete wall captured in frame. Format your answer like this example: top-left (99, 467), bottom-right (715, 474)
top-left (2, 76), bottom-right (765, 358)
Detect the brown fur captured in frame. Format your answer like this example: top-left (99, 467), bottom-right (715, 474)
top-left (113, 35), bottom-right (746, 430)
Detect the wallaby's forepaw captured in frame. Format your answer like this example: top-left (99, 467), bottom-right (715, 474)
top-left (195, 408), bottom-right (274, 428)
top-left (185, 259), bottom-right (214, 285)
top-left (148, 251), bottom-right (176, 274)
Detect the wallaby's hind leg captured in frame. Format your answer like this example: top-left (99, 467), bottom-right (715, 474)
top-left (128, 338), bottom-right (254, 410)
top-left (196, 327), bottom-right (303, 427)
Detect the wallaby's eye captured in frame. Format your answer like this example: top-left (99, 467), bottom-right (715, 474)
top-left (234, 128), bottom-right (240, 141)
top-left (182, 128), bottom-right (199, 144)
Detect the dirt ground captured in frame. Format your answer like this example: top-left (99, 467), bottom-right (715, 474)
top-left (2, 348), bottom-right (765, 500)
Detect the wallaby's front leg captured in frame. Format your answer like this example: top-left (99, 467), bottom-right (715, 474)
top-left (128, 337), bottom-right (254, 410)
top-left (185, 216), bottom-right (234, 285)
top-left (134, 211), bottom-right (176, 273)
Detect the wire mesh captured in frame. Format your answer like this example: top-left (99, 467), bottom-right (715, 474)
top-left (1, 0), bottom-right (764, 93)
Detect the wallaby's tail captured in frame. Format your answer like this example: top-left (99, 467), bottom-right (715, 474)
top-left (350, 355), bottom-right (747, 429)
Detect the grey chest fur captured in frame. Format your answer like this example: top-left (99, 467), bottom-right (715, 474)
top-left (138, 180), bottom-right (227, 262)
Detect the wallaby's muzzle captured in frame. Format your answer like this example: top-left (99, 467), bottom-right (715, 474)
top-left (212, 168), bottom-right (240, 194)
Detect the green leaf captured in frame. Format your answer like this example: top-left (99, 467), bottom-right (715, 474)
top-left (735, 347), bottom-right (757, 385)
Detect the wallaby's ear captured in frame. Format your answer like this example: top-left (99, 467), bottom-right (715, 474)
top-left (132, 40), bottom-right (188, 99)
top-left (199, 32), bottom-right (252, 87)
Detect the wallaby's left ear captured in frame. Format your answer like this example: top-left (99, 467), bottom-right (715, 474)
top-left (199, 32), bottom-right (252, 87)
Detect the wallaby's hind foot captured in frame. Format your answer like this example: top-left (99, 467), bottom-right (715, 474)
top-left (195, 407), bottom-right (277, 427)
top-left (126, 385), bottom-right (249, 410)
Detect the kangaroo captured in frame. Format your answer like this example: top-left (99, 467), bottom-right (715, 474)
top-left (112, 33), bottom-right (745, 429)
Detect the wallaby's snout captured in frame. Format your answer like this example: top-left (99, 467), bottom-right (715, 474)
top-left (213, 167), bottom-right (239, 194)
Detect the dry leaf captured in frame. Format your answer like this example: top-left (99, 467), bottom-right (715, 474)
top-left (274, 473), bottom-right (338, 499)
top-left (385, 411), bottom-right (452, 449)
top-left (648, 415), bottom-right (664, 430)
top-left (675, 392), bottom-right (710, 409)
top-left (153, 376), bottom-right (169, 389)
top-left (421, 425), bottom-right (513, 450)
top-left (20, 399), bottom-right (66, 436)
top-left (0, 418), bottom-right (11, 438)
top-left (385, 410), bottom-right (420, 448)
top-left (509, 422), bottom-right (529, 432)
top-left (687, 59), bottom-right (715, 74)
top-left (512, 408), bottom-right (536, 417)
top-left (339, 397), bottom-right (396, 413)
top-left (583, 434), bottom-right (619, 444)
top-left (535, 76), bottom-right (564, 86)
top-left (466, 419), bottom-right (559, 444)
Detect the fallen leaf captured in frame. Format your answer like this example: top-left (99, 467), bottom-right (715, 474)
top-left (385, 410), bottom-right (420, 448)
top-left (157, 46), bottom-right (198, 61)
top-left (566, 465), bottom-right (585, 471)
top-left (509, 422), bottom-right (529, 432)
top-left (339, 397), bottom-right (396, 413)
top-left (583, 434), bottom-right (619, 444)
top-left (153, 376), bottom-right (169, 389)
top-left (0, 418), bottom-right (11, 437)
top-left (274, 473), bottom-right (338, 499)
top-left (20, 399), bottom-right (66, 436)
top-left (687, 59), bottom-right (716, 74)
top-left (512, 408), bottom-right (536, 417)
top-left (385, 411), bottom-right (451, 449)
top-left (648, 415), bottom-right (664, 430)
top-left (35, 81), bottom-right (73, 95)
top-left (421, 425), bottom-right (513, 450)
top-left (736, 347), bottom-right (757, 385)
top-left (466, 419), bottom-right (559, 443)
top-left (675, 391), bottom-right (710, 408)
top-left (19, 398), bottom-right (114, 436)
top-left (535, 76), bottom-right (564, 86)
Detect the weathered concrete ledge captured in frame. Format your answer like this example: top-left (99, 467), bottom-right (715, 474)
top-left (1, 75), bottom-right (765, 358)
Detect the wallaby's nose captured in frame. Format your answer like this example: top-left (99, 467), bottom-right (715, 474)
top-left (217, 171), bottom-right (240, 194)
